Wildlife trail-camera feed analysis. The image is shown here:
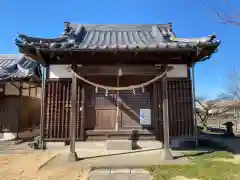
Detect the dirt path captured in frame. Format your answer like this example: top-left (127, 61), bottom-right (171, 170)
top-left (0, 151), bottom-right (90, 180)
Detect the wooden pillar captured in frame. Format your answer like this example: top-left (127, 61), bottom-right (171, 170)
top-left (115, 68), bottom-right (122, 131)
top-left (191, 63), bottom-right (198, 147)
top-left (162, 66), bottom-right (173, 160)
top-left (40, 66), bottom-right (47, 150)
top-left (68, 65), bottom-right (78, 162)
top-left (80, 82), bottom-right (85, 140)
top-left (153, 82), bottom-right (159, 139)
top-left (17, 82), bottom-right (23, 140)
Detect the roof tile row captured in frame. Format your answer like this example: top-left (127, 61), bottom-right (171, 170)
top-left (0, 55), bottom-right (40, 80)
top-left (16, 23), bottom-right (220, 51)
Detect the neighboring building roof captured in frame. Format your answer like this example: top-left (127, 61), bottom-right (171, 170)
top-left (196, 100), bottom-right (240, 113)
top-left (16, 23), bottom-right (220, 52)
top-left (0, 54), bottom-right (41, 81)
top-left (212, 100), bottom-right (240, 108)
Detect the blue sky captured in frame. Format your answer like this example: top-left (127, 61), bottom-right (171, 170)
top-left (0, 0), bottom-right (239, 99)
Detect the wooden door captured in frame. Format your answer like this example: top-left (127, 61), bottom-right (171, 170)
top-left (85, 76), bottom-right (117, 130)
top-left (84, 75), bottom-right (154, 131)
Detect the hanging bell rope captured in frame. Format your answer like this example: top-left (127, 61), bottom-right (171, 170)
top-left (71, 67), bottom-right (173, 91)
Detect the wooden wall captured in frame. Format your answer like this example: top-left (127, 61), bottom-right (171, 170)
top-left (43, 77), bottom-right (194, 141)
top-left (157, 79), bottom-right (194, 139)
top-left (0, 82), bottom-right (41, 133)
top-left (44, 80), bottom-right (84, 140)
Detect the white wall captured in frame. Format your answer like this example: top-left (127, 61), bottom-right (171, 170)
top-left (167, 64), bottom-right (188, 78)
top-left (49, 65), bottom-right (72, 79)
top-left (49, 64), bottom-right (188, 79)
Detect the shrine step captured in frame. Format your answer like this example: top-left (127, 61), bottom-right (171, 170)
top-left (106, 140), bottom-right (133, 150)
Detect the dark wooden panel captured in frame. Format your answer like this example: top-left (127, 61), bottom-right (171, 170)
top-left (121, 112), bottom-right (141, 128)
top-left (46, 51), bottom-right (194, 65)
top-left (84, 77), bottom-right (116, 130)
top-left (44, 80), bottom-right (85, 140)
top-left (153, 78), bottom-right (194, 140)
top-left (85, 76), bottom-right (154, 130)
top-left (119, 89), bottom-right (152, 129)
top-left (0, 83), bottom-right (5, 99)
top-left (119, 76), bottom-right (153, 129)
top-left (167, 79), bottom-right (194, 138)
top-left (95, 109), bottom-right (116, 129)
top-left (0, 97), bottom-right (19, 133)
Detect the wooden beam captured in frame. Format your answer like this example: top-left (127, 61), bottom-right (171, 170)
top-left (76, 65), bottom-right (161, 76)
top-left (68, 64), bottom-right (78, 161)
top-left (162, 65), bottom-right (173, 160)
top-left (47, 52), bottom-right (190, 65)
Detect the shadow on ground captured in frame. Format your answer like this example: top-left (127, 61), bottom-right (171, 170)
top-left (172, 126), bottom-right (240, 157)
top-left (77, 148), bottom-right (161, 161)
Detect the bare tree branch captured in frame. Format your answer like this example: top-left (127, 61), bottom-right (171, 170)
top-left (196, 98), bottom-right (229, 130)
top-left (218, 70), bottom-right (240, 101)
top-left (213, 0), bottom-right (240, 27)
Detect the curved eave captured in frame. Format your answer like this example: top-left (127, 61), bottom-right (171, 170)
top-left (0, 75), bottom-right (40, 83)
top-left (194, 42), bottom-right (220, 63)
top-left (16, 42), bottom-right (220, 64)
top-left (17, 41), bottom-right (220, 52)
top-left (18, 34), bottom-right (67, 43)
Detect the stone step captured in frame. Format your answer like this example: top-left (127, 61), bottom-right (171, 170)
top-left (88, 168), bottom-right (152, 180)
top-left (106, 140), bottom-right (133, 150)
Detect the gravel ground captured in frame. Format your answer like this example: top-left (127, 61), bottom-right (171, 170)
top-left (0, 151), bottom-right (90, 180)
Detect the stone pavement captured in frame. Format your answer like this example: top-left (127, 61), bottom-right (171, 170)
top-left (88, 168), bottom-right (152, 180)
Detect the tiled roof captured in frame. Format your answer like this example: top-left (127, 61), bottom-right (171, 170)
top-left (16, 22), bottom-right (220, 51)
top-left (0, 54), bottom-right (40, 80)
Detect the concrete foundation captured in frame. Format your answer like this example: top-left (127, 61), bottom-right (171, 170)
top-left (46, 140), bottom-right (163, 151)
top-left (162, 148), bottom-right (173, 160)
top-left (106, 140), bottom-right (133, 150)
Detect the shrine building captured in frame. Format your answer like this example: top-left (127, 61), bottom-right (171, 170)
top-left (15, 22), bottom-right (220, 160)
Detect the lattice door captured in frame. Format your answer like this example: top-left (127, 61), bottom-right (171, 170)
top-left (118, 76), bottom-right (153, 129)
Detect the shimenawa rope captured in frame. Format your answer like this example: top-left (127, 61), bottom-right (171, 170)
top-left (71, 69), bottom-right (171, 91)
